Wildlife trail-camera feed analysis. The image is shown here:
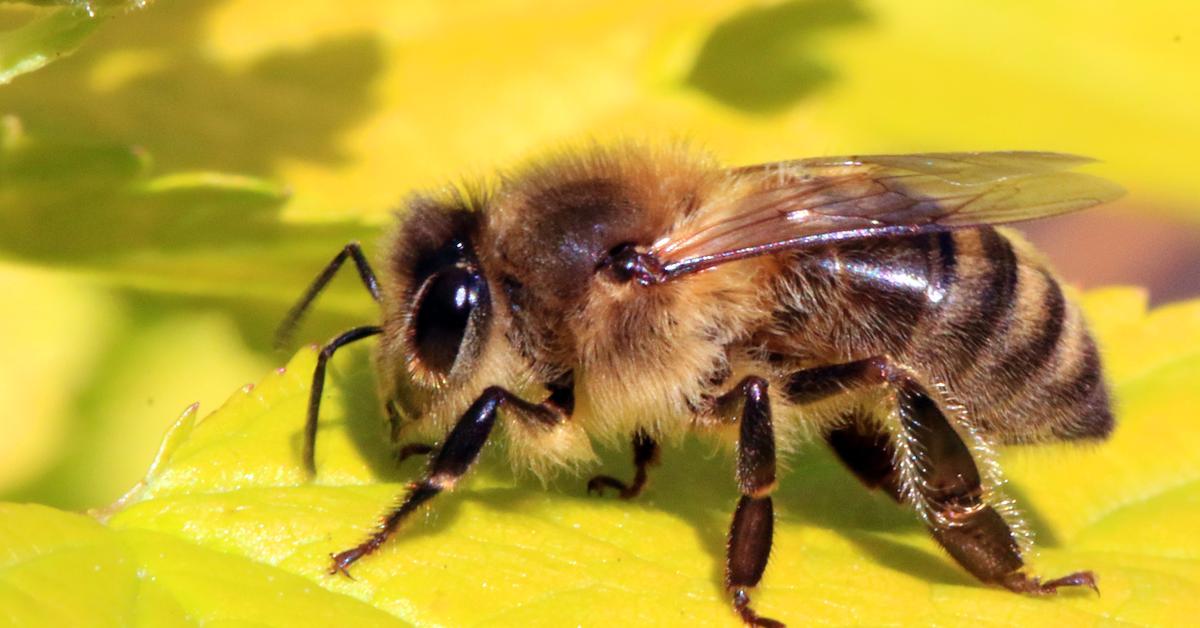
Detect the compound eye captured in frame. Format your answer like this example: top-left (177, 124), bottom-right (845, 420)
top-left (412, 266), bottom-right (485, 375)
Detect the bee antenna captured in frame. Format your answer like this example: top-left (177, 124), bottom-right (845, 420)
top-left (275, 242), bottom-right (382, 351)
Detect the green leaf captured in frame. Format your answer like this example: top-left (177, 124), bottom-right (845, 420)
top-left (0, 119), bottom-right (376, 511)
top-left (0, 117), bottom-right (374, 312)
top-left (5, 1), bottom-right (1198, 223)
top-left (0, 1), bottom-right (149, 85)
top-left (9, 1), bottom-right (148, 9)
top-left (0, 7), bottom-right (98, 85)
top-left (3, 288), bottom-right (1198, 625)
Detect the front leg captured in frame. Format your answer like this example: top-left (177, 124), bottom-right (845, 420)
top-left (330, 386), bottom-right (565, 575)
top-left (719, 376), bottom-right (784, 628)
top-left (304, 325), bottom-right (382, 476)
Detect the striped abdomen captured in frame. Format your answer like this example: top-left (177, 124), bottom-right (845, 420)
top-left (766, 227), bottom-right (1112, 444)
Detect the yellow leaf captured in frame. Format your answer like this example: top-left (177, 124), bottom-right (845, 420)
top-left (0, 503), bottom-right (407, 626)
top-left (2, 1), bottom-right (1199, 624)
top-left (0, 260), bottom-right (273, 509)
top-left (0, 263), bottom-right (118, 494)
top-left (2, 288), bottom-right (1195, 625)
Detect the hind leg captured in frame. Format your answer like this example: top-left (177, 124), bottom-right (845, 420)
top-left (794, 359), bottom-right (1097, 594)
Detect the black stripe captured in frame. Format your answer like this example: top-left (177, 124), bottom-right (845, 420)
top-left (932, 230), bottom-right (958, 301)
top-left (975, 229), bottom-right (1020, 341)
top-left (950, 229), bottom-right (1019, 370)
top-left (1045, 333), bottom-right (1112, 441)
top-left (1048, 335), bottom-right (1103, 409)
top-left (1000, 270), bottom-right (1067, 386)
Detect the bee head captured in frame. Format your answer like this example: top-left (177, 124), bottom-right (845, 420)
top-left (385, 193), bottom-right (492, 389)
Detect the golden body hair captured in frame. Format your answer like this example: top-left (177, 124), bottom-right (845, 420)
top-left (289, 142), bottom-right (1119, 623)
top-left (376, 145), bottom-right (1110, 474)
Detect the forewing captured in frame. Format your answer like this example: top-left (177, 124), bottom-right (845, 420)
top-left (651, 152), bottom-right (1123, 278)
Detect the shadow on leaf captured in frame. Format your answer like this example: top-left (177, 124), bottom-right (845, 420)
top-left (321, 360), bottom-right (1069, 598)
top-left (2, 0), bottom-right (383, 174)
top-left (685, 0), bottom-right (869, 113)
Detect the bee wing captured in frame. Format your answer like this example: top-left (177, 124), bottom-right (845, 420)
top-left (651, 152), bottom-right (1124, 279)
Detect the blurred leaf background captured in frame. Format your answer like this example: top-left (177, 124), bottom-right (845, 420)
top-left (1, 0), bottom-right (1198, 536)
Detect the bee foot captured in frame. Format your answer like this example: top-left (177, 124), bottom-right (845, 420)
top-left (328, 548), bottom-right (366, 579)
top-left (732, 588), bottom-right (785, 628)
top-left (1003, 570), bottom-right (1098, 595)
top-left (586, 474), bottom-right (633, 498)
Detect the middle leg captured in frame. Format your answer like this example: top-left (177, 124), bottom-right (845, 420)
top-left (587, 429), bottom-right (660, 499)
top-left (386, 400), bottom-right (435, 465)
top-left (718, 376), bottom-right (784, 628)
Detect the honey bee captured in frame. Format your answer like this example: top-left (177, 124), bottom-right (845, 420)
top-left (278, 145), bottom-right (1122, 627)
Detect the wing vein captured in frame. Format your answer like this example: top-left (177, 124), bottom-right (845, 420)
top-left (649, 152), bottom-right (1123, 281)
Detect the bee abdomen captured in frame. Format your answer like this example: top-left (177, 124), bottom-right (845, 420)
top-left (1042, 331), bottom-right (1113, 440)
top-left (768, 227), bottom-right (1112, 444)
top-left (940, 229), bottom-right (1021, 369)
top-left (919, 229), bottom-right (1112, 443)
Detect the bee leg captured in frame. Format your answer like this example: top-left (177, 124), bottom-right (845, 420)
top-left (275, 242), bottom-right (381, 350)
top-left (894, 377), bottom-right (1097, 595)
top-left (394, 443), bottom-right (435, 464)
top-left (825, 410), bottom-right (903, 501)
top-left (329, 386), bottom-right (565, 576)
top-left (814, 365), bottom-right (1097, 596)
top-left (719, 376), bottom-right (784, 628)
top-left (386, 400), bottom-right (405, 441)
top-left (303, 325), bottom-right (383, 476)
top-left (586, 429), bottom-right (660, 499)
top-left (386, 401), bottom-right (434, 465)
